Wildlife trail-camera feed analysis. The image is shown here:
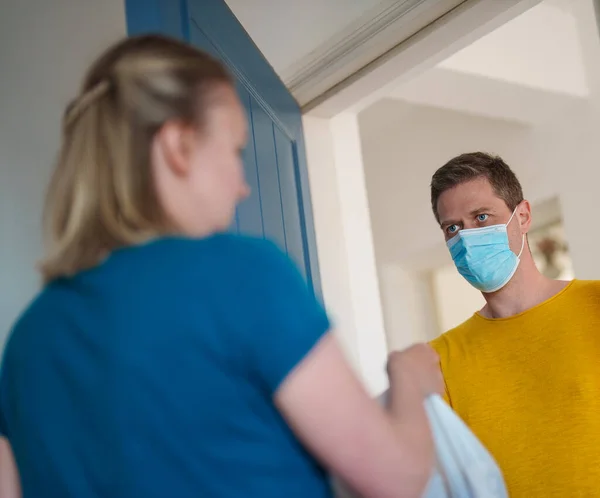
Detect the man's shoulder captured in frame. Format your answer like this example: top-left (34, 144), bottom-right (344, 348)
top-left (569, 279), bottom-right (600, 295)
top-left (559, 280), bottom-right (600, 314)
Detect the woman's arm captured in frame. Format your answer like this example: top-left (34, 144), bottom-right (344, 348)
top-left (275, 334), bottom-right (442, 498)
top-left (0, 437), bottom-right (20, 498)
top-left (240, 240), bottom-right (440, 497)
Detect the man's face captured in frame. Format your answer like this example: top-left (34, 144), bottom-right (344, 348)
top-left (436, 177), bottom-right (528, 254)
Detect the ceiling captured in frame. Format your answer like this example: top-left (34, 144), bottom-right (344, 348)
top-left (388, 0), bottom-right (589, 125)
top-left (224, 0), bottom-right (467, 107)
top-left (224, 0), bottom-right (382, 82)
top-left (223, 0), bottom-right (586, 118)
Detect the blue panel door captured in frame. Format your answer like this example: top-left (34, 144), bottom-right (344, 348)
top-left (125, 0), bottom-right (320, 296)
top-left (236, 86), bottom-right (264, 239)
top-left (249, 98), bottom-right (287, 252)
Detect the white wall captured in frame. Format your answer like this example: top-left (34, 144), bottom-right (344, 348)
top-left (0, 0), bottom-right (126, 348)
top-left (440, 0), bottom-right (588, 97)
top-left (388, 0), bottom-right (588, 126)
top-left (379, 264), bottom-right (441, 348)
top-left (358, 94), bottom-right (596, 345)
top-left (303, 114), bottom-right (389, 395)
top-left (296, 0), bottom-right (560, 381)
top-left (296, 0), bottom-right (600, 391)
top-left (539, 0), bottom-right (600, 279)
top-left (431, 264), bottom-right (484, 333)
top-left (359, 100), bottom-right (553, 266)
top-left (354, 0), bottom-right (600, 347)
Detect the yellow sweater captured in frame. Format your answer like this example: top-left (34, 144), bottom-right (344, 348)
top-left (430, 279), bottom-right (600, 498)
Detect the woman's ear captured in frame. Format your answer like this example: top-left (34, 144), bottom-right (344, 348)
top-left (155, 121), bottom-right (195, 177)
top-left (518, 200), bottom-right (532, 234)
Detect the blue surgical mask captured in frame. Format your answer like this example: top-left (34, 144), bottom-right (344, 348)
top-left (447, 208), bottom-right (525, 293)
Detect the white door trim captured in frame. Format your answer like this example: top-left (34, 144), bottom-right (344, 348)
top-left (303, 0), bottom-right (542, 117)
top-left (285, 0), bottom-right (465, 107)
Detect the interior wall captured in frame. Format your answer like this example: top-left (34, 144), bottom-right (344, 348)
top-left (430, 264), bottom-right (485, 333)
top-left (0, 0), bottom-right (127, 348)
top-left (439, 0), bottom-right (588, 97)
top-left (297, 0), bottom-right (600, 387)
top-left (378, 264), bottom-right (441, 348)
top-left (303, 114), bottom-right (389, 395)
top-left (359, 99), bottom-right (554, 266)
top-left (358, 97), bottom-right (593, 345)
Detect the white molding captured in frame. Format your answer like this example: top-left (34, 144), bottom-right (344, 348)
top-left (304, 0), bottom-right (542, 117)
top-left (285, 0), bottom-right (466, 107)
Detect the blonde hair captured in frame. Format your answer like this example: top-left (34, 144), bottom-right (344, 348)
top-left (40, 35), bottom-right (232, 283)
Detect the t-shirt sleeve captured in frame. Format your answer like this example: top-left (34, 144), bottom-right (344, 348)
top-left (242, 240), bottom-right (331, 396)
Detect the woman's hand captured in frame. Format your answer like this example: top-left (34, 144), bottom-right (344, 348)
top-left (387, 344), bottom-right (444, 417)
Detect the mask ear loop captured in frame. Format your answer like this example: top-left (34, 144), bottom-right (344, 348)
top-left (517, 234), bottom-right (525, 258)
top-left (507, 205), bottom-right (526, 258)
top-left (506, 206), bottom-right (518, 227)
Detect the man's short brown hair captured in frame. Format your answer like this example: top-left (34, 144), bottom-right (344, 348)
top-left (430, 152), bottom-right (524, 223)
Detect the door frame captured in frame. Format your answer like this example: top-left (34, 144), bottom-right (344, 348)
top-left (306, 0), bottom-right (542, 116)
top-left (124, 0), bottom-right (322, 297)
top-left (300, 0), bottom-right (545, 393)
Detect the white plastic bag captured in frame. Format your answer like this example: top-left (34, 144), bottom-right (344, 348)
top-left (333, 392), bottom-right (509, 498)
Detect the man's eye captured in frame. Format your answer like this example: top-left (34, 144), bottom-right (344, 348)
top-left (447, 224), bottom-right (459, 235)
top-left (477, 214), bottom-right (489, 222)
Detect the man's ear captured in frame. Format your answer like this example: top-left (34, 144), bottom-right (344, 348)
top-left (155, 120), bottom-right (195, 177)
top-left (518, 200), bottom-right (532, 234)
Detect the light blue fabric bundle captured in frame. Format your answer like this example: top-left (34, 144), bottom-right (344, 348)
top-left (422, 394), bottom-right (508, 497)
top-left (333, 392), bottom-right (509, 497)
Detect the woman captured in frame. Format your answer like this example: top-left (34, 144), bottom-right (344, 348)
top-left (0, 35), bottom-right (442, 498)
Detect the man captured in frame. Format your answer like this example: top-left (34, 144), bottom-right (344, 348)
top-left (429, 152), bottom-right (600, 497)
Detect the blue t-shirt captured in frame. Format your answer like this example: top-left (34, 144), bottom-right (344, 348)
top-left (0, 235), bottom-right (332, 498)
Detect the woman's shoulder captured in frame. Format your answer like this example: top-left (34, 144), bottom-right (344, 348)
top-left (174, 234), bottom-right (294, 276)
top-left (117, 234), bottom-right (303, 299)
top-left (99, 234), bottom-right (287, 279)
top-left (145, 233), bottom-right (284, 262)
